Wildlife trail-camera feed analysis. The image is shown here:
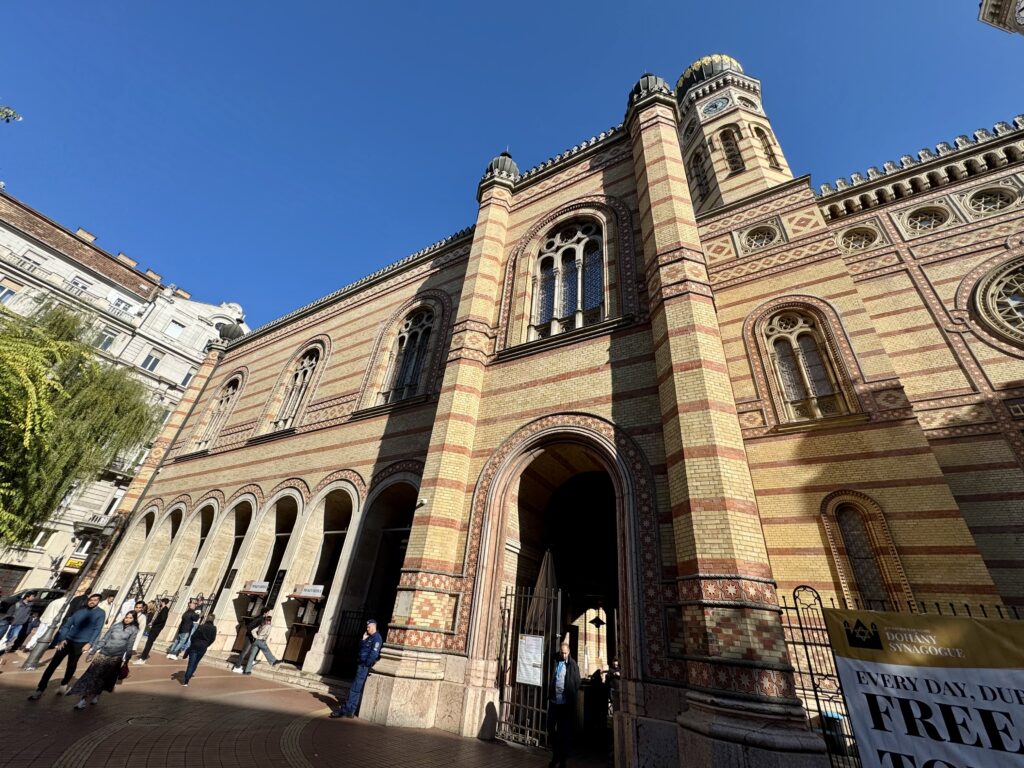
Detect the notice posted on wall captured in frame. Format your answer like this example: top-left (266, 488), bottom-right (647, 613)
top-left (516, 634), bottom-right (545, 687)
top-left (824, 608), bottom-right (1024, 768)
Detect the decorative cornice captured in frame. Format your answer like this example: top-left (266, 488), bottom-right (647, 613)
top-left (230, 226), bottom-right (475, 346)
top-left (817, 115), bottom-right (1024, 199)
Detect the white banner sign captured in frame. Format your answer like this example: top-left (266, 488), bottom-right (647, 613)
top-left (516, 634), bottom-right (545, 687)
top-left (825, 609), bottom-right (1024, 768)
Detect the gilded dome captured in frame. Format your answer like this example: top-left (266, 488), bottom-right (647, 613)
top-left (676, 54), bottom-right (744, 96)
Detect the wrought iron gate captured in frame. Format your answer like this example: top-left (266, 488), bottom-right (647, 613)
top-left (781, 585), bottom-right (1022, 768)
top-left (128, 571), bottom-right (155, 601)
top-left (495, 586), bottom-right (562, 748)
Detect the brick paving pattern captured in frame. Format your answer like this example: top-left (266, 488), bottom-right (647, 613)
top-left (0, 651), bottom-right (609, 767)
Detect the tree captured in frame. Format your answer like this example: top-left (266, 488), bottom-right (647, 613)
top-left (0, 104), bottom-right (23, 124)
top-left (0, 304), bottom-right (158, 546)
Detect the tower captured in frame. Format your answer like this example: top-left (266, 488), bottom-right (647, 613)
top-left (676, 54), bottom-right (793, 213)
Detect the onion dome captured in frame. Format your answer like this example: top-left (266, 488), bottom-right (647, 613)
top-left (676, 54), bottom-right (744, 95)
top-left (628, 73), bottom-right (671, 106)
top-left (484, 151), bottom-right (519, 180)
top-left (218, 322), bottom-right (246, 342)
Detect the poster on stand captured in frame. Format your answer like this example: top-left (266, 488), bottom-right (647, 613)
top-left (516, 634), bottom-right (545, 687)
top-left (824, 608), bottom-right (1024, 768)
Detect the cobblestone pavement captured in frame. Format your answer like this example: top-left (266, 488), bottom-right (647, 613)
top-left (0, 649), bottom-right (611, 768)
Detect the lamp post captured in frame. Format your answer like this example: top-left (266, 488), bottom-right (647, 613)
top-left (22, 515), bottom-right (118, 671)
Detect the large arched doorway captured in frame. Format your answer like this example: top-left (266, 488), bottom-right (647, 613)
top-left (196, 501), bottom-right (253, 619)
top-left (495, 442), bottom-right (620, 754)
top-left (329, 480), bottom-right (415, 677)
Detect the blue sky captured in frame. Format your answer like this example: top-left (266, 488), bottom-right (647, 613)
top-left (1, 2), bottom-right (1020, 327)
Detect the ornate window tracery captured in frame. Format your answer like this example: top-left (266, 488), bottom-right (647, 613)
top-left (272, 348), bottom-right (320, 431)
top-left (720, 127), bottom-right (745, 173)
top-left (764, 310), bottom-right (848, 422)
top-left (529, 220), bottom-right (604, 340)
top-left (195, 377), bottom-right (241, 450)
top-left (379, 308), bottom-right (434, 404)
top-left (975, 256), bottom-right (1024, 345)
top-left (968, 188), bottom-right (1016, 215)
top-left (744, 225), bottom-right (778, 251)
top-left (839, 227), bottom-right (878, 252)
top-left (905, 207), bottom-right (948, 232)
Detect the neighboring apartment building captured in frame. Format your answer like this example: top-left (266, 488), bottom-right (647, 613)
top-left (96, 53), bottom-right (1024, 766)
top-left (0, 191), bottom-right (246, 595)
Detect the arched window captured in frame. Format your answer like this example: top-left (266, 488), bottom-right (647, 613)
top-left (272, 348), bottom-right (320, 430)
top-left (764, 310), bottom-right (848, 421)
top-left (835, 504), bottom-right (888, 607)
top-left (755, 127), bottom-right (781, 170)
top-left (689, 149), bottom-right (709, 202)
top-left (530, 220), bottom-right (604, 340)
top-left (720, 128), bottom-right (745, 173)
top-left (195, 377), bottom-right (241, 450)
top-left (380, 308), bottom-right (434, 404)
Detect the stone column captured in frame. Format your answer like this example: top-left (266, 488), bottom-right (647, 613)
top-left (624, 75), bottom-right (824, 767)
top-left (362, 155), bottom-right (516, 730)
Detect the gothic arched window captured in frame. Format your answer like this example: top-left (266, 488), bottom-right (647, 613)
top-left (529, 220), bottom-right (604, 340)
top-left (380, 308), bottom-right (434, 404)
top-left (755, 127), bottom-right (781, 170)
top-left (720, 128), bottom-right (745, 173)
top-left (272, 347), bottom-right (320, 431)
top-left (195, 377), bottom-right (241, 450)
top-left (764, 310), bottom-right (848, 422)
top-left (835, 504), bottom-right (889, 607)
top-left (689, 149), bottom-right (709, 202)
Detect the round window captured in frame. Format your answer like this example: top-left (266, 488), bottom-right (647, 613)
top-left (744, 226), bottom-right (778, 250)
top-left (906, 207), bottom-right (949, 232)
top-left (968, 188), bottom-right (1015, 215)
top-left (976, 257), bottom-right (1024, 344)
top-left (840, 228), bottom-right (878, 251)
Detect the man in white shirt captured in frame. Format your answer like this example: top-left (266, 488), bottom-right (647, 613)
top-left (23, 594), bottom-right (68, 651)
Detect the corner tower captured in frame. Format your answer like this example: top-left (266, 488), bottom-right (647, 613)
top-left (676, 54), bottom-right (793, 213)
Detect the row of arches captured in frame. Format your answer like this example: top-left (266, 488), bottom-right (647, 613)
top-left (100, 468), bottom-right (419, 676)
top-left (823, 143), bottom-right (1024, 220)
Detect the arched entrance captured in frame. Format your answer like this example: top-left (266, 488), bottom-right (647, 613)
top-left (329, 479), bottom-right (415, 677)
top-left (197, 501), bottom-right (254, 619)
top-left (495, 442), bottom-right (620, 753)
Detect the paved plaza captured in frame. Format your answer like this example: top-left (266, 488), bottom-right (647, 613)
top-left (0, 650), bottom-right (608, 768)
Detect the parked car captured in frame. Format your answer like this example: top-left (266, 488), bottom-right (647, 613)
top-left (0, 588), bottom-right (67, 617)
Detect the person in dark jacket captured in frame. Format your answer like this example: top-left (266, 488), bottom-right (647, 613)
top-left (180, 614), bottom-right (217, 686)
top-left (135, 598), bottom-right (169, 665)
top-left (28, 593), bottom-right (105, 699)
top-left (547, 638), bottom-right (581, 768)
top-left (166, 599), bottom-right (199, 660)
top-left (330, 618), bottom-right (383, 718)
top-left (0, 591), bottom-right (36, 650)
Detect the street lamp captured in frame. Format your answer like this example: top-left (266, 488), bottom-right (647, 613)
top-left (22, 515), bottom-right (118, 671)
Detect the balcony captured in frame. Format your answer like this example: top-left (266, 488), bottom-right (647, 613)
top-left (73, 512), bottom-right (119, 539)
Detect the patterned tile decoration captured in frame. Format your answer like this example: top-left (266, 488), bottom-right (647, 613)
top-left (264, 477), bottom-right (313, 504)
top-left (312, 468), bottom-right (367, 500)
top-left (873, 389), bottom-right (912, 411)
top-left (225, 483), bottom-right (266, 512)
top-left (916, 403), bottom-right (995, 430)
top-left (191, 489), bottom-right (226, 514)
top-left (709, 237), bottom-right (833, 287)
top-left (496, 195), bottom-right (641, 351)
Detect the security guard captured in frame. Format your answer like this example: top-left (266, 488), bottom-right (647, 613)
top-left (330, 618), bottom-right (383, 718)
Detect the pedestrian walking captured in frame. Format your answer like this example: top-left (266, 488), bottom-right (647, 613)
top-left (9, 610), bottom-right (41, 653)
top-left (547, 638), bottom-right (581, 768)
top-left (100, 593), bottom-right (116, 624)
top-left (0, 591), bottom-right (37, 651)
top-left (24, 593), bottom-right (69, 651)
top-left (27, 593), bottom-right (105, 699)
top-left (179, 614), bottom-right (217, 686)
top-left (69, 610), bottom-right (138, 709)
top-left (233, 609), bottom-right (279, 675)
top-left (135, 598), bottom-right (169, 665)
top-left (166, 599), bottom-right (200, 660)
top-left (329, 618), bottom-right (383, 719)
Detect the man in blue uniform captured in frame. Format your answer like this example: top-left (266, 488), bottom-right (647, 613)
top-left (330, 618), bottom-right (383, 719)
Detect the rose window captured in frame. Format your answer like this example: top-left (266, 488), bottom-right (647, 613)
top-left (840, 228), bottom-right (878, 251)
top-left (906, 208), bottom-right (948, 232)
top-left (968, 189), bottom-right (1015, 214)
top-left (744, 226), bottom-right (777, 250)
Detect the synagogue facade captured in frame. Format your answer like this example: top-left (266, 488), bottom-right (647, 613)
top-left (97, 54), bottom-right (1024, 766)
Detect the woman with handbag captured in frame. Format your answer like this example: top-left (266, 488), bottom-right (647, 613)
top-left (69, 610), bottom-right (138, 710)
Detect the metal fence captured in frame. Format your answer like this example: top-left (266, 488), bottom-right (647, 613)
top-left (779, 585), bottom-right (1021, 768)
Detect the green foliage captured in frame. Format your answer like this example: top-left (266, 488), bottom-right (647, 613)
top-left (0, 305), bottom-right (159, 545)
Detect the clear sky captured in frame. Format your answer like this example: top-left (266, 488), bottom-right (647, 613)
top-left (1, 2), bottom-right (1020, 327)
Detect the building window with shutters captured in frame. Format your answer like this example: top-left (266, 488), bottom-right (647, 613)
top-left (528, 220), bottom-right (605, 340)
